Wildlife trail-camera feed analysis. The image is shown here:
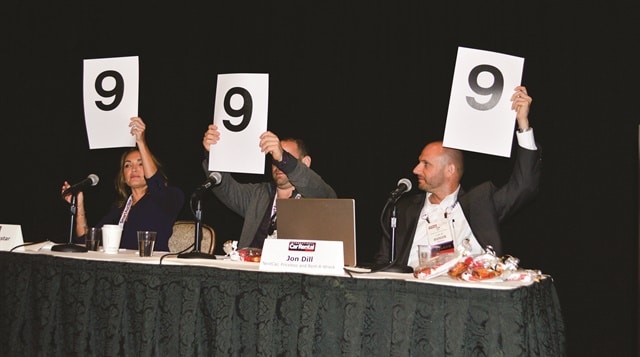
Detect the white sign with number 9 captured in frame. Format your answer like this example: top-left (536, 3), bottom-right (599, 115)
top-left (83, 56), bottom-right (139, 150)
top-left (209, 73), bottom-right (269, 174)
top-left (443, 47), bottom-right (523, 158)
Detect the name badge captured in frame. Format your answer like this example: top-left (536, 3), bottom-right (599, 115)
top-left (260, 239), bottom-right (345, 275)
top-left (427, 219), bottom-right (455, 253)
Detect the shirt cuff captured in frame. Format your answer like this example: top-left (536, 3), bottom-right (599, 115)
top-left (516, 127), bottom-right (537, 150)
top-left (274, 150), bottom-right (298, 173)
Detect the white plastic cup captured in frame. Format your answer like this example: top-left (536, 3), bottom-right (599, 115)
top-left (101, 224), bottom-right (123, 254)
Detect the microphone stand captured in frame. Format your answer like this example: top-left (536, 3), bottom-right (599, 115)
top-left (390, 206), bottom-right (398, 261)
top-left (376, 199), bottom-right (412, 273)
top-left (178, 189), bottom-right (215, 259)
top-left (52, 194), bottom-right (88, 252)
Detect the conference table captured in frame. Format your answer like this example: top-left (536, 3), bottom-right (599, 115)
top-left (0, 242), bottom-right (565, 356)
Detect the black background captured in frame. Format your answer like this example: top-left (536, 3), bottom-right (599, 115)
top-left (2, 1), bottom-right (638, 355)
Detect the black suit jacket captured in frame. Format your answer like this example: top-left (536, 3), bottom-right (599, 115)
top-left (374, 145), bottom-right (542, 266)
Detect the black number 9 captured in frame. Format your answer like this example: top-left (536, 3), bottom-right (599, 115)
top-left (465, 64), bottom-right (503, 111)
top-left (94, 70), bottom-right (124, 111)
top-left (222, 87), bottom-right (253, 132)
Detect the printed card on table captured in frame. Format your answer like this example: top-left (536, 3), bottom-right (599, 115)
top-left (443, 47), bottom-right (524, 157)
top-left (0, 224), bottom-right (24, 251)
top-left (208, 73), bottom-right (269, 174)
top-left (260, 239), bottom-right (345, 276)
top-left (83, 56), bottom-right (139, 149)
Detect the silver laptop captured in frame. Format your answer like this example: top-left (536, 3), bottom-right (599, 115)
top-left (276, 198), bottom-right (357, 267)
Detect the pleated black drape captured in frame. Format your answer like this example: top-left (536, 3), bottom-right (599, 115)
top-left (0, 252), bottom-right (564, 356)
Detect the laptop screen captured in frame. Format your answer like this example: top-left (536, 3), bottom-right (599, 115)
top-left (275, 198), bottom-right (357, 267)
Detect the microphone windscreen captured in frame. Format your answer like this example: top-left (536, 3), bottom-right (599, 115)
top-left (397, 178), bottom-right (412, 191)
top-left (88, 174), bottom-right (100, 186)
top-left (209, 171), bottom-right (222, 183)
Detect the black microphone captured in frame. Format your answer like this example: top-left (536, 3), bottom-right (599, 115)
top-left (197, 172), bottom-right (222, 190)
top-left (388, 178), bottom-right (412, 202)
top-left (62, 174), bottom-right (99, 196)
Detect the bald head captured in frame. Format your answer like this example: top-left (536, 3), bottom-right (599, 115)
top-left (440, 143), bottom-right (464, 178)
top-left (413, 141), bottom-right (464, 200)
top-left (424, 142), bottom-right (463, 177)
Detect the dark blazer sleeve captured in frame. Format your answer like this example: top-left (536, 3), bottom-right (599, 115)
top-left (460, 145), bottom-right (542, 255)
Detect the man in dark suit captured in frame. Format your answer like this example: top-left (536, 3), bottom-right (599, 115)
top-left (374, 86), bottom-right (541, 269)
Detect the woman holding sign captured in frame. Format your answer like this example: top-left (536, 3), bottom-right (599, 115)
top-left (61, 117), bottom-right (184, 252)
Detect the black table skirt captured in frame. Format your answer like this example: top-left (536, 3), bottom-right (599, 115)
top-left (0, 252), bottom-right (565, 356)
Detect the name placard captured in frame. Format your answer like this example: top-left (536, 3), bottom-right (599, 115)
top-left (260, 239), bottom-right (345, 275)
top-left (0, 224), bottom-right (25, 251)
